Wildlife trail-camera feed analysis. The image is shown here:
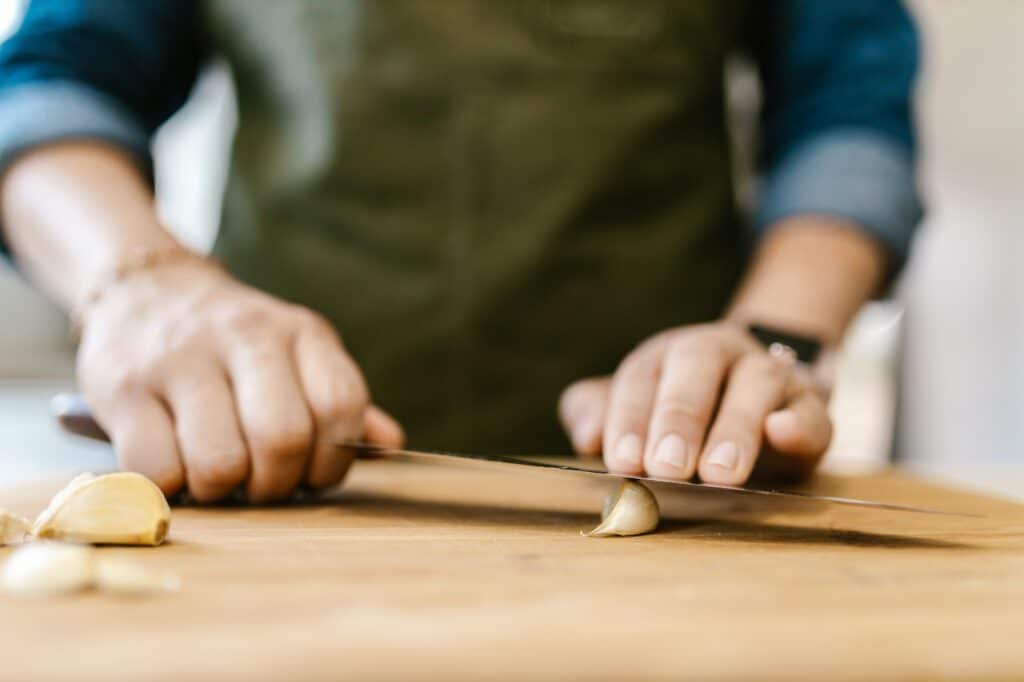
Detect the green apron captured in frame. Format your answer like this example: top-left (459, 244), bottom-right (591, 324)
top-left (205, 0), bottom-right (750, 453)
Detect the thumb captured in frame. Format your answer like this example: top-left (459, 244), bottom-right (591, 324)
top-left (558, 377), bottom-right (611, 456)
top-left (363, 405), bottom-right (405, 448)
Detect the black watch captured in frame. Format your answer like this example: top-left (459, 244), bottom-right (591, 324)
top-left (747, 324), bottom-right (823, 365)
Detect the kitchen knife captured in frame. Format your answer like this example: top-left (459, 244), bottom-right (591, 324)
top-left (50, 392), bottom-right (964, 516)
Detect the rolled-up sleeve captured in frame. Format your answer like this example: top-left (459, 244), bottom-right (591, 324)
top-left (0, 0), bottom-right (204, 253)
top-left (755, 0), bottom-right (922, 268)
top-left (0, 80), bottom-right (151, 177)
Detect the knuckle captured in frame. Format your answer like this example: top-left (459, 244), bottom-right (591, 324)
top-left (161, 318), bottom-right (205, 356)
top-left (118, 453), bottom-right (184, 496)
top-left (233, 339), bottom-right (284, 367)
top-left (250, 418), bottom-right (314, 464)
top-left (307, 456), bottom-right (354, 489)
top-left (315, 382), bottom-right (368, 423)
top-left (149, 470), bottom-right (185, 497)
top-left (718, 408), bottom-right (763, 431)
top-left (167, 368), bottom-right (218, 397)
top-left (607, 399), bottom-right (651, 432)
top-left (651, 398), bottom-right (705, 427)
top-left (741, 352), bottom-right (789, 381)
top-left (295, 307), bottom-right (333, 333)
top-left (106, 368), bottom-right (152, 397)
top-left (219, 304), bottom-right (276, 336)
top-left (616, 351), bottom-right (644, 374)
top-left (616, 351), bottom-right (655, 381)
top-left (670, 335), bottom-right (728, 364)
top-left (190, 451), bottom-right (249, 490)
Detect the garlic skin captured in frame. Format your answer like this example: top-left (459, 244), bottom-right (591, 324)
top-left (0, 509), bottom-right (31, 545)
top-left (32, 472), bottom-right (171, 546)
top-left (94, 558), bottom-right (180, 595)
top-left (1, 542), bottom-right (96, 597)
top-left (586, 480), bottom-right (660, 537)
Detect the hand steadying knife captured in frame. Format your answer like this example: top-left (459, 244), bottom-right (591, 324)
top-left (50, 393), bottom-right (960, 516)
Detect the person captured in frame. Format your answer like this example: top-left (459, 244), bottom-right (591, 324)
top-left (0, 1), bottom-right (921, 502)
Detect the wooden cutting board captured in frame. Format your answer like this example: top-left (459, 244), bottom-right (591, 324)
top-left (1, 460), bottom-right (1022, 681)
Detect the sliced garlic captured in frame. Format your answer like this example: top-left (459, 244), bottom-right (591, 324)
top-left (94, 557), bottom-right (180, 595)
top-left (585, 480), bottom-right (660, 537)
top-left (1, 542), bottom-right (95, 597)
top-left (33, 472), bottom-right (171, 546)
top-left (0, 509), bottom-right (31, 545)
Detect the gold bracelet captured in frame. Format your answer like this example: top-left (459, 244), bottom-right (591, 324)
top-left (70, 248), bottom-right (216, 338)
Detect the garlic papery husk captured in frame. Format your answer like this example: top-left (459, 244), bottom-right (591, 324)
top-left (32, 472), bottom-right (171, 546)
top-left (1, 542), bottom-right (96, 597)
top-left (0, 509), bottom-right (31, 545)
top-left (585, 480), bottom-right (660, 538)
top-left (94, 557), bottom-right (180, 595)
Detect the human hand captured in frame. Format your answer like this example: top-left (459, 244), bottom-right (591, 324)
top-left (76, 258), bottom-right (402, 502)
top-left (558, 322), bottom-right (831, 485)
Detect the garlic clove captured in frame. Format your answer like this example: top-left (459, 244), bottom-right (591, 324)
top-left (33, 472), bottom-right (171, 546)
top-left (0, 509), bottom-right (32, 546)
top-left (1, 542), bottom-right (96, 597)
top-left (94, 557), bottom-right (180, 595)
top-left (586, 480), bottom-right (660, 537)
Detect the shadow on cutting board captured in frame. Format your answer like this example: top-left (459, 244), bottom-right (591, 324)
top-left (657, 518), bottom-right (971, 549)
top-left (318, 491), bottom-right (974, 550)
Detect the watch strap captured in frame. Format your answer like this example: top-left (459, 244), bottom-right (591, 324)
top-left (747, 324), bottom-right (822, 364)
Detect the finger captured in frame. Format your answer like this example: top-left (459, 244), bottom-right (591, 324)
top-left (642, 339), bottom-right (733, 480)
top-left (100, 393), bottom-right (185, 496)
top-left (603, 345), bottom-right (665, 475)
top-left (699, 353), bottom-right (791, 486)
top-left (293, 320), bottom-right (368, 489)
top-left (764, 389), bottom-right (832, 461)
top-left (227, 338), bottom-right (314, 502)
top-left (558, 378), bottom-right (610, 456)
top-left (364, 405), bottom-right (405, 447)
top-left (164, 364), bottom-right (249, 502)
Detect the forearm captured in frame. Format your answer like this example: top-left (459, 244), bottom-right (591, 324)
top-left (1, 141), bottom-right (184, 310)
top-left (726, 216), bottom-right (888, 348)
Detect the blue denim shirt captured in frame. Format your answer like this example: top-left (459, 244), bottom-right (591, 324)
top-left (0, 0), bottom-right (922, 266)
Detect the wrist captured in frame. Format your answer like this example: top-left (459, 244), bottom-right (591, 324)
top-left (72, 247), bottom-right (221, 336)
top-left (726, 216), bottom-right (887, 348)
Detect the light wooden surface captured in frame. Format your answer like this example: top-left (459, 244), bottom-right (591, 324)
top-left (0, 459), bottom-right (1022, 682)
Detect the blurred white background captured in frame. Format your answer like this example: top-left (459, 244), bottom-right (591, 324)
top-left (0, 1), bottom-right (1021, 496)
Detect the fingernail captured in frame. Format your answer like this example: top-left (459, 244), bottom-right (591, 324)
top-left (612, 434), bottom-right (643, 468)
top-left (573, 416), bottom-right (600, 450)
top-left (705, 442), bottom-right (739, 470)
top-left (653, 434), bottom-right (690, 472)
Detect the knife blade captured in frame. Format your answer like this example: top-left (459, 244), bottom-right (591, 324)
top-left (341, 443), bottom-right (965, 516)
top-left (51, 392), bottom-right (966, 516)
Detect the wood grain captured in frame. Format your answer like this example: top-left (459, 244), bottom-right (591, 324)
top-left (0, 460), bottom-right (1022, 681)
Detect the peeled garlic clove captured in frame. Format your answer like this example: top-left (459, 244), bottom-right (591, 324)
top-left (585, 480), bottom-right (659, 537)
top-left (0, 509), bottom-right (31, 545)
top-left (1, 542), bottom-right (96, 597)
top-left (33, 472), bottom-right (171, 546)
top-left (95, 557), bottom-right (180, 595)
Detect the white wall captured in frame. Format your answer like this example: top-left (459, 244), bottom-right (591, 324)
top-left (899, 0), bottom-right (1024, 494)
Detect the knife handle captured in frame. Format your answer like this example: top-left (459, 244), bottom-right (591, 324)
top-left (51, 393), bottom-right (110, 442)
